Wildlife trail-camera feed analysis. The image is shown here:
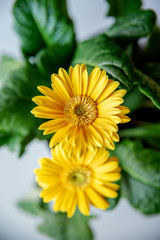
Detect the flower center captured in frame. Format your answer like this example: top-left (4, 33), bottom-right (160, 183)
top-left (69, 172), bottom-right (87, 185)
top-left (67, 167), bottom-right (91, 187)
top-left (64, 96), bottom-right (97, 126)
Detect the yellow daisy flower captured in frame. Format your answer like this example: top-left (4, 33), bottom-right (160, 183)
top-left (34, 145), bottom-right (121, 218)
top-left (31, 64), bottom-right (130, 157)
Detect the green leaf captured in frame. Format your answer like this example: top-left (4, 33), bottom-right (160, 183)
top-left (36, 43), bottom-right (74, 77)
top-left (146, 26), bottom-right (160, 61)
top-left (13, 0), bottom-right (76, 63)
top-left (115, 140), bottom-right (160, 189)
top-left (0, 56), bottom-right (48, 155)
top-left (106, 0), bottom-right (142, 18)
top-left (135, 69), bottom-right (160, 109)
top-left (18, 186), bottom-right (94, 240)
top-left (122, 173), bottom-right (160, 214)
top-left (72, 34), bottom-right (134, 90)
top-left (39, 211), bottom-right (93, 240)
top-left (142, 63), bottom-right (160, 85)
top-left (107, 10), bottom-right (156, 41)
top-left (120, 123), bottom-right (160, 139)
top-left (123, 86), bottom-right (144, 113)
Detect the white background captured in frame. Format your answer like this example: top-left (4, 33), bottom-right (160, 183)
top-left (0, 0), bottom-right (160, 240)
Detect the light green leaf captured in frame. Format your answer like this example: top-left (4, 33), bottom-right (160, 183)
top-left (122, 173), bottom-right (160, 214)
top-left (18, 186), bottom-right (94, 240)
top-left (106, 0), bottom-right (142, 18)
top-left (107, 10), bottom-right (156, 41)
top-left (135, 69), bottom-right (160, 109)
top-left (115, 140), bottom-right (160, 189)
top-left (72, 34), bottom-right (134, 89)
top-left (13, 0), bottom-right (75, 61)
top-left (39, 211), bottom-right (93, 240)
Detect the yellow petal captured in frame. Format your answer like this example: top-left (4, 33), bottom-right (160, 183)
top-left (58, 68), bottom-right (73, 94)
top-left (90, 76), bottom-right (108, 101)
top-left (97, 81), bottom-right (119, 104)
top-left (77, 189), bottom-right (90, 216)
top-left (67, 192), bottom-right (77, 218)
top-left (90, 147), bottom-right (109, 167)
top-left (87, 67), bottom-right (101, 96)
top-left (88, 125), bottom-right (103, 147)
top-left (118, 106), bottom-right (130, 114)
top-left (85, 187), bottom-right (110, 210)
top-left (40, 183), bottom-right (60, 203)
top-left (38, 86), bottom-right (64, 103)
top-left (104, 182), bottom-right (120, 191)
top-left (98, 97), bottom-right (124, 110)
top-left (82, 69), bottom-right (88, 95)
top-left (95, 161), bottom-right (118, 173)
top-left (93, 183), bottom-right (118, 198)
top-left (39, 118), bottom-right (67, 132)
top-left (94, 118), bottom-right (118, 132)
top-left (49, 125), bottom-right (70, 148)
top-left (53, 189), bottom-right (66, 212)
top-left (110, 89), bottom-right (127, 98)
top-left (96, 173), bottom-right (121, 181)
top-left (118, 114), bottom-right (131, 123)
top-left (31, 106), bottom-right (64, 119)
top-left (51, 74), bottom-right (71, 100)
top-left (71, 64), bottom-right (81, 96)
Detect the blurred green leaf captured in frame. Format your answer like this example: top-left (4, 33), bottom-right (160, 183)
top-left (135, 69), bottom-right (160, 109)
top-left (39, 211), bottom-right (93, 240)
top-left (18, 187), bottom-right (94, 240)
top-left (122, 173), bottom-right (160, 214)
top-left (115, 140), bottom-right (160, 189)
top-left (0, 56), bottom-right (48, 155)
top-left (13, 0), bottom-right (76, 70)
top-left (72, 34), bottom-right (134, 90)
top-left (106, 0), bottom-right (142, 18)
top-left (107, 10), bottom-right (156, 41)
top-left (120, 123), bottom-right (160, 139)
top-left (115, 140), bottom-right (160, 214)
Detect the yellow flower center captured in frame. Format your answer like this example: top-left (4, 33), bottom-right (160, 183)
top-left (64, 96), bottom-right (97, 126)
top-left (69, 172), bottom-right (87, 185)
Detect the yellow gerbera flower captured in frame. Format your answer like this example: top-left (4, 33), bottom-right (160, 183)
top-left (34, 145), bottom-right (121, 218)
top-left (31, 64), bottom-right (130, 157)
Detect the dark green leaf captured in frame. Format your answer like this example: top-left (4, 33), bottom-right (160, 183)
top-left (36, 43), bottom-right (74, 77)
top-left (135, 69), bottom-right (160, 109)
top-left (123, 86), bottom-right (144, 113)
top-left (0, 56), bottom-right (48, 155)
top-left (107, 10), bottom-right (156, 41)
top-left (122, 173), bottom-right (160, 214)
top-left (13, 0), bottom-right (76, 63)
top-left (142, 63), bottom-right (160, 85)
top-left (115, 140), bottom-right (160, 189)
top-left (72, 34), bottom-right (134, 90)
top-left (146, 26), bottom-right (160, 61)
top-left (106, 0), bottom-right (142, 18)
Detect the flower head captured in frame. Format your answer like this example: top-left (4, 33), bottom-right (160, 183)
top-left (31, 64), bottom-right (130, 157)
top-left (34, 145), bottom-right (121, 217)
